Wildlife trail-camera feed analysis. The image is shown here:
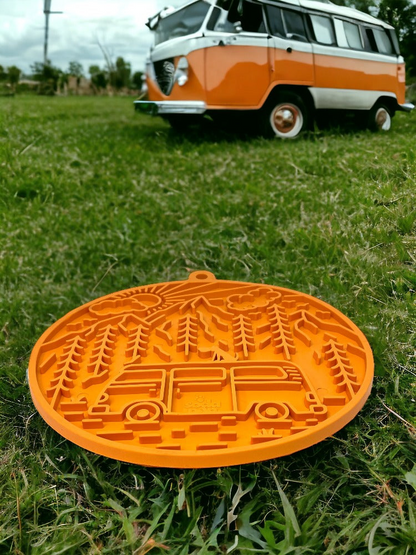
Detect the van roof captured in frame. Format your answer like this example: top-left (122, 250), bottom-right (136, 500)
top-left (256, 0), bottom-right (394, 29)
top-left (155, 0), bottom-right (394, 31)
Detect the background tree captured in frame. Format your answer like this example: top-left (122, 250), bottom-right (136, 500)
top-left (58, 71), bottom-right (69, 93)
top-left (132, 71), bottom-right (143, 91)
top-left (7, 66), bottom-right (21, 92)
top-left (111, 57), bottom-right (131, 91)
top-left (96, 39), bottom-right (115, 93)
top-left (0, 65), bottom-right (7, 81)
top-left (89, 65), bottom-right (108, 92)
top-left (95, 39), bottom-right (134, 92)
top-left (378, 0), bottom-right (416, 77)
top-left (30, 62), bottom-right (61, 95)
top-left (67, 61), bottom-right (84, 86)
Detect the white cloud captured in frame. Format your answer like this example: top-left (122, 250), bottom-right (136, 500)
top-left (0, 0), bottom-right (183, 75)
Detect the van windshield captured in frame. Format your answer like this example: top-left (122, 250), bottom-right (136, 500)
top-left (154, 1), bottom-right (211, 45)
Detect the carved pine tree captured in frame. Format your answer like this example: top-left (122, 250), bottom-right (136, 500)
top-left (125, 322), bottom-right (151, 361)
top-left (177, 315), bottom-right (198, 361)
top-left (322, 340), bottom-right (360, 400)
top-left (46, 336), bottom-right (86, 409)
top-left (82, 325), bottom-right (117, 388)
top-left (232, 315), bottom-right (255, 359)
top-left (267, 304), bottom-right (296, 360)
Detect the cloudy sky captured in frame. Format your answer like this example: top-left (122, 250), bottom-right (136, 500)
top-left (0, 0), bottom-right (183, 76)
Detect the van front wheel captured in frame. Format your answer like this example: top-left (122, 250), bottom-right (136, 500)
top-left (263, 94), bottom-right (309, 138)
top-left (368, 103), bottom-right (392, 132)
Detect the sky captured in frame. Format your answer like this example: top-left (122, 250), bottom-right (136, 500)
top-left (0, 0), bottom-right (184, 76)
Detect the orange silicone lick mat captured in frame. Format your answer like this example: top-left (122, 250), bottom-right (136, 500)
top-left (28, 271), bottom-right (373, 468)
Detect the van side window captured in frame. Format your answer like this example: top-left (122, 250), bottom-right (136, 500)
top-left (388, 29), bottom-right (400, 54)
top-left (207, 7), bottom-right (221, 30)
top-left (365, 28), bottom-right (378, 51)
top-left (333, 19), bottom-right (349, 48)
top-left (343, 21), bottom-right (363, 49)
top-left (208, 3), bottom-right (266, 33)
top-left (265, 6), bottom-right (285, 37)
top-left (282, 9), bottom-right (308, 41)
top-left (265, 6), bottom-right (307, 42)
top-left (364, 26), bottom-right (394, 54)
top-left (373, 28), bottom-right (393, 54)
top-left (206, 6), bottom-right (235, 32)
top-left (310, 15), bottom-right (335, 45)
top-left (241, 2), bottom-right (266, 33)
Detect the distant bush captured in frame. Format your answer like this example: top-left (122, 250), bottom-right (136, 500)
top-left (16, 83), bottom-right (38, 95)
top-left (0, 83), bottom-right (13, 97)
top-left (37, 80), bottom-right (56, 96)
top-left (30, 62), bottom-right (61, 95)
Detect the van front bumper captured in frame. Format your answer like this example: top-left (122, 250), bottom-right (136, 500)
top-left (134, 100), bottom-right (207, 115)
top-left (398, 102), bottom-right (414, 112)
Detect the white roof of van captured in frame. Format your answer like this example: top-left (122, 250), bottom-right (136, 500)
top-left (156, 0), bottom-right (394, 31)
top-left (261, 0), bottom-right (394, 29)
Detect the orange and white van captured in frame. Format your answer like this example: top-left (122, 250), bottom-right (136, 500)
top-left (135, 0), bottom-right (414, 137)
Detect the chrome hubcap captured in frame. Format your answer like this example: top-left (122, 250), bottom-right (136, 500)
top-left (270, 103), bottom-right (303, 138)
top-left (274, 106), bottom-right (297, 133)
top-left (375, 108), bottom-right (391, 131)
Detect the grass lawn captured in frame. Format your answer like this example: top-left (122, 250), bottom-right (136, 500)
top-left (0, 96), bottom-right (415, 554)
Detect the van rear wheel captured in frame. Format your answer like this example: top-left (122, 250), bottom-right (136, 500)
top-left (368, 103), bottom-right (392, 132)
top-left (263, 93), bottom-right (309, 139)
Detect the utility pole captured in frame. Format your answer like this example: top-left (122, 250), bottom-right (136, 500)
top-left (44, 0), bottom-right (63, 65)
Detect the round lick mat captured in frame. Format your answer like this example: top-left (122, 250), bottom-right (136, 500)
top-left (28, 271), bottom-right (373, 468)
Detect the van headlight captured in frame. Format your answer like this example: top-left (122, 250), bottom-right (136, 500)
top-left (175, 57), bottom-right (189, 87)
